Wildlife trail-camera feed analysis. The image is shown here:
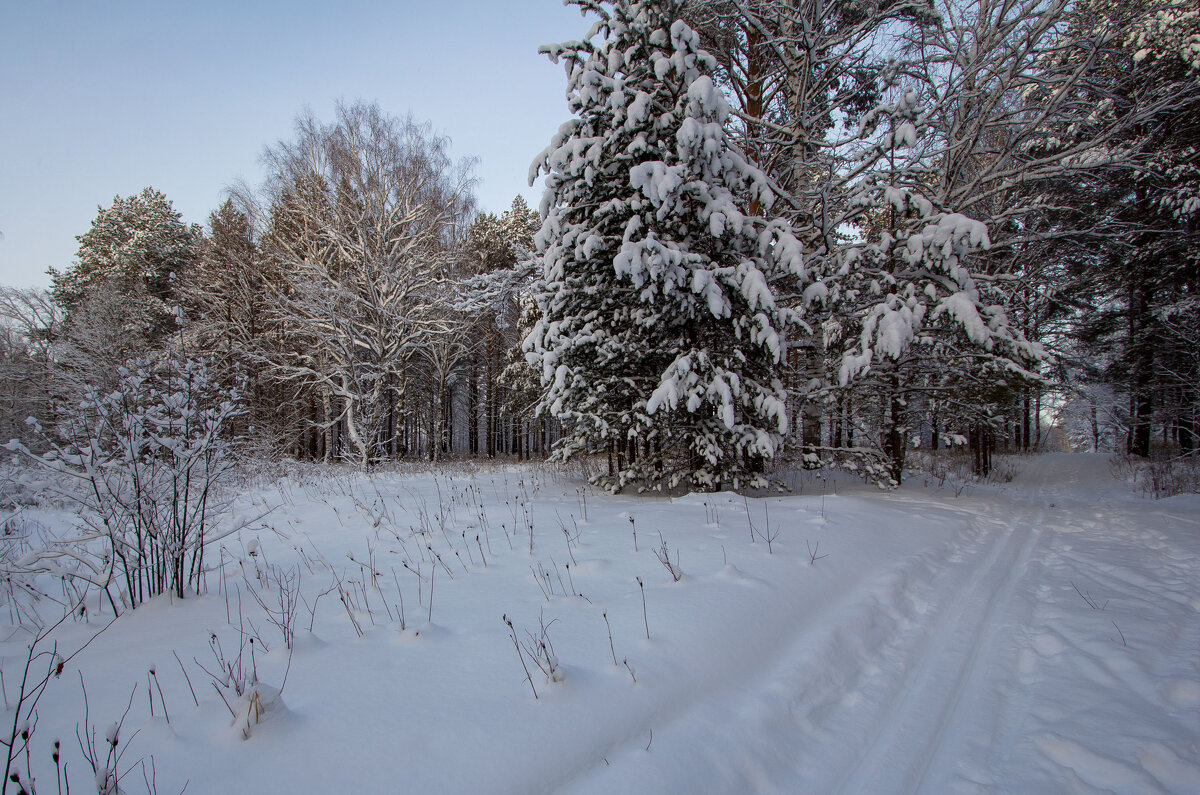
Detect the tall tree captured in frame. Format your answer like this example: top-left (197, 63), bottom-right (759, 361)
top-left (179, 198), bottom-right (297, 450)
top-left (1024, 0), bottom-right (1200, 457)
top-left (460, 196), bottom-right (542, 457)
top-left (527, 0), bottom-right (811, 491)
top-left (246, 102), bottom-right (476, 468)
top-left (46, 188), bottom-right (201, 400)
top-left (0, 287), bottom-right (59, 448)
top-left (50, 187), bottom-right (201, 344)
top-left (185, 200), bottom-right (260, 371)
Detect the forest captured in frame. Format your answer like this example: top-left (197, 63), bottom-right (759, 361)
top-left (0, 0), bottom-right (1196, 494)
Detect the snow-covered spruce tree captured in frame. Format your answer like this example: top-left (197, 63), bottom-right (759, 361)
top-left (526, 0), bottom-right (811, 491)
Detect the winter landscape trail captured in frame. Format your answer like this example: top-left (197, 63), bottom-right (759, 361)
top-left (4, 454), bottom-right (1198, 794)
top-left (566, 454), bottom-right (1200, 794)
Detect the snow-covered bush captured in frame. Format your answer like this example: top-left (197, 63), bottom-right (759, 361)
top-left (5, 353), bottom-right (243, 607)
top-left (1111, 450), bottom-right (1200, 498)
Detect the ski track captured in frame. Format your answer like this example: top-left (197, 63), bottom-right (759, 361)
top-left (563, 454), bottom-right (1200, 794)
top-left (834, 504), bottom-right (1043, 794)
top-left (555, 506), bottom-right (963, 793)
top-left (564, 493), bottom-right (1045, 794)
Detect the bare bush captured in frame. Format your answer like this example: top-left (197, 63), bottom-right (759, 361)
top-left (6, 353), bottom-right (244, 607)
top-left (520, 610), bottom-right (562, 685)
top-left (1111, 451), bottom-right (1200, 498)
top-left (653, 533), bottom-right (682, 582)
top-left (243, 564), bottom-right (301, 650)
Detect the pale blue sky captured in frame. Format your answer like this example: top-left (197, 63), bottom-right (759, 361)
top-left (0, 0), bottom-right (587, 287)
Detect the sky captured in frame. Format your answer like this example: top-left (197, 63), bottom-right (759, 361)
top-left (0, 0), bottom-right (588, 288)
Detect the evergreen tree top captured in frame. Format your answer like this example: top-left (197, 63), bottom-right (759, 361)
top-left (50, 187), bottom-right (201, 313)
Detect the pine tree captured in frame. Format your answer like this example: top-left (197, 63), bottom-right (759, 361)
top-left (184, 201), bottom-right (260, 371)
top-left (1070, 0), bottom-right (1200, 456)
top-left (527, 0), bottom-right (811, 491)
top-left (50, 187), bottom-right (201, 343)
top-left (178, 199), bottom-right (277, 444)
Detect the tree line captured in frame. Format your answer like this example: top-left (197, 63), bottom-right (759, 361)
top-left (1, 0), bottom-right (1196, 489)
top-left (1, 103), bottom-right (545, 469)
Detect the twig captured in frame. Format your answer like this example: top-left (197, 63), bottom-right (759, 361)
top-left (1071, 581), bottom-right (1106, 610)
top-left (602, 611), bottom-right (618, 666)
top-left (149, 666), bottom-right (169, 724)
top-left (173, 650), bottom-right (199, 707)
top-left (502, 615), bottom-right (538, 700)
top-left (392, 568), bottom-right (406, 631)
top-left (211, 682), bottom-right (236, 719)
top-left (653, 533), bottom-right (682, 582)
top-left (637, 577), bottom-right (649, 640)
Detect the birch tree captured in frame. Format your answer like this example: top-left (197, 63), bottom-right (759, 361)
top-left (249, 102), bottom-right (476, 469)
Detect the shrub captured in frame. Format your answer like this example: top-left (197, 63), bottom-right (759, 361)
top-left (6, 353), bottom-right (242, 607)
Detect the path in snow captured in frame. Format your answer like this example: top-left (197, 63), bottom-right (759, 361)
top-left (566, 454), bottom-right (1200, 794)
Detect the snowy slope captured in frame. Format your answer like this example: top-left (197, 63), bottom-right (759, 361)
top-left (1, 454), bottom-right (1197, 793)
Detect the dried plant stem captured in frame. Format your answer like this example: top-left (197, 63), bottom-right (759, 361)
top-left (173, 650), bottom-right (199, 707)
top-left (603, 612), bottom-right (617, 666)
top-left (503, 615), bottom-right (538, 700)
top-left (637, 577), bottom-right (649, 639)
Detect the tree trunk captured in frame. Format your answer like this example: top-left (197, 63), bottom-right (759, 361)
top-left (1021, 391), bottom-right (1031, 452)
top-left (486, 332), bottom-right (496, 457)
top-left (930, 400), bottom-right (940, 451)
top-left (469, 358), bottom-right (479, 455)
top-left (1180, 410), bottom-right (1196, 456)
top-left (883, 381), bottom-right (907, 484)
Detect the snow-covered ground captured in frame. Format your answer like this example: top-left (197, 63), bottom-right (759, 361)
top-left (2, 453), bottom-right (1197, 793)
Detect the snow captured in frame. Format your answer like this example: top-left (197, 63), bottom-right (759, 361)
top-left (934, 290), bottom-right (992, 346)
top-left (893, 121), bottom-right (917, 148)
top-left (3, 454), bottom-right (1198, 793)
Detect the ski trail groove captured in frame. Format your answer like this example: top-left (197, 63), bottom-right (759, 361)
top-left (556, 503), bottom-right (982, 793)
top-left (909, 509), bottom-right (1043, 792)
top-left (833, 503), bottom-right (1042, 794)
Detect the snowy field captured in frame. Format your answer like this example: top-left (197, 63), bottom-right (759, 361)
top-left (2, 453), bottom-right (1198, 793)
